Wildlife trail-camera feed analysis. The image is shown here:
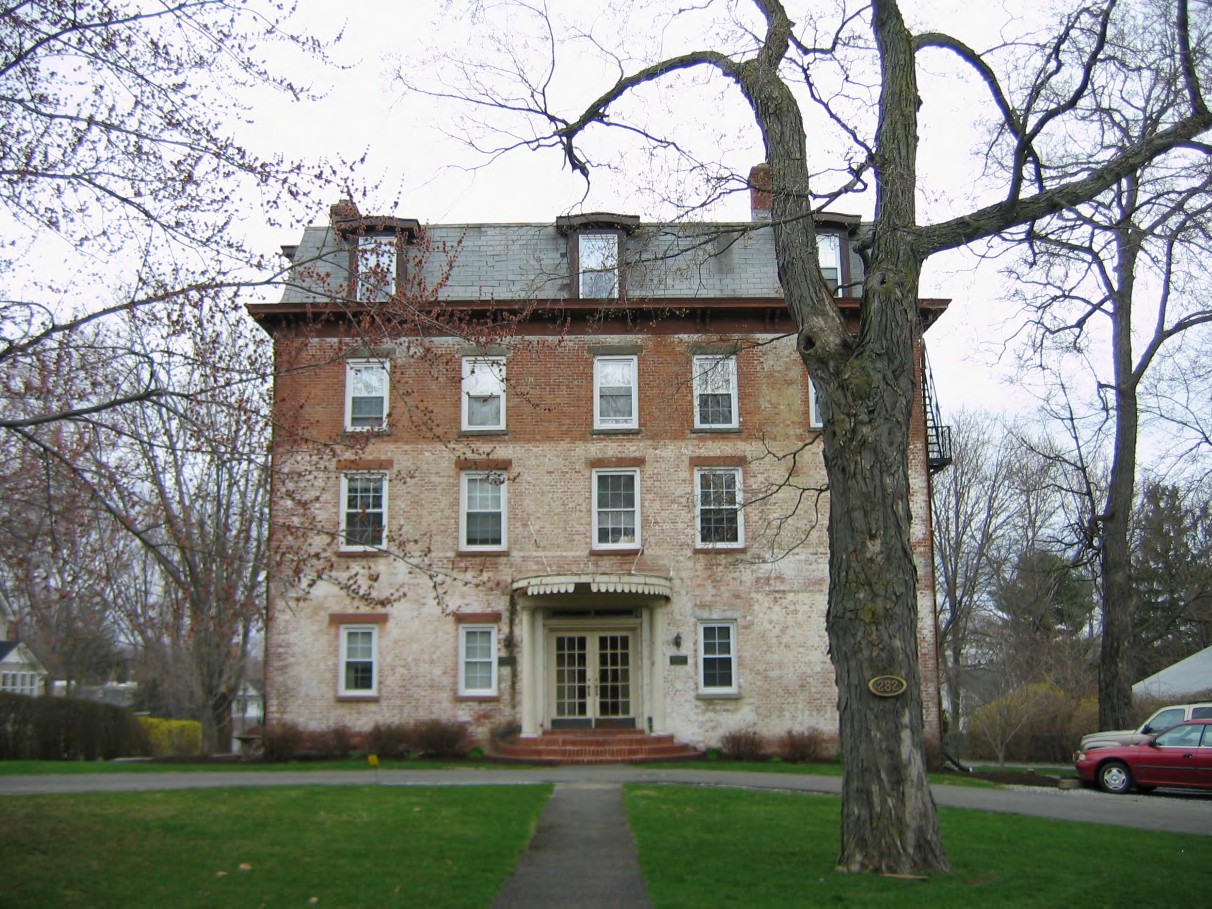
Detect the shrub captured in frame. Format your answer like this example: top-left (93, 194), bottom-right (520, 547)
top-left (780, 728), bottom-right (829, 764)
top-left (137, 717), bottom-right (203, 757)
top-left (311, 724), bottom-right (356, 757)
top-left (490, 723), bottom-right (520, 747)
top-left (720, 728), bottom-right (765, 761)
top-left (968, 683), bottom-right (1079, 764)
top-left (1067, 695), bottom-right (1100, 741)
top-left (367, 722), bottom-right (412, 758)
top-left (409, 719), bottom-right (468, 758)
top-left (0, 692), bottom-right (38, 759)
top-left (261, 721), bottom-right (305, 762)
top-left (0, 693), bottom-right (147, 760)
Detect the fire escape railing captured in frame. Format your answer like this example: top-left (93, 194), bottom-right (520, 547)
top-left (921, 349), bottom-right (953, 473)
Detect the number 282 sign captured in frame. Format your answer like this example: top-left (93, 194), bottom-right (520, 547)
top-left (867, 675), bottom-right (908, 698)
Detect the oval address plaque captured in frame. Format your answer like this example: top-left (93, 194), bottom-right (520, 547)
top-left (867, 675), bottom-right (908, 698)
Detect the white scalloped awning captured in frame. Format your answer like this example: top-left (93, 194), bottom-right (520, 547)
top-left (511, 573), bottom-right (672, 599)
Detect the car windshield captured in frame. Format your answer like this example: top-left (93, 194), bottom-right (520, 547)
top-left (1155, 724), bottom-right (1205, 747)
top-left (1144, 708), bottom-right (1185, 733)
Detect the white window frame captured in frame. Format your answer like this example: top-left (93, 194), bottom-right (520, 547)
top-left (460, 470), bottom-right (507, 552)
top-left (339, 624), bottom-right (379, 696)
top-left (594, 355), bottom-right (638, 430)
top-left (698, 621), bottom-right (738, 694)
top-left (579, 232), bottom-right (619, 298)
top-left (340, 472), bottom-right (387, 551)
top-left (356, 234), bottom-right (397, 303)
top-left (461, 356), bottom-right (507, 431)
top-left (818, 233), bottom-right (843, 296)
top-left (0, 671), bottom-right (35, 696)
top-left (345, 359), bottom-right (389, 431)
top-left (692, 354), bottom-right (739, 429)
top-left (809, 378), bottom-right (824, 428)
top-left (592, 468), bottom-right (641, 550)
top-left (458, 624), bottom-right (498, 696)
top-left (695, 467), bottom-right (744, 549)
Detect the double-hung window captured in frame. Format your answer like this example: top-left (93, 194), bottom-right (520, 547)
top-left (461, 356), bottom-right (506, 431)
top-left (594, 356), bottom-right (638, 429)
top-left (818, 233), bottom-right (843, 296)
top-left (693, 355), bottom-right (738, 429)
top-left (460, 471), bottom-right (507, 551)
top-left (458, 625), bottom-right (498, 696)
top-left (356, 234), bottom-right (397, 302)
top-left (339, 625), bottom-right (378, 696)
top-left (579, 232), bottom-right (619, 298)
top-left (341, 473), bottom-right (387, 550)
top-left (696, 468), bottom-right (743, 548)
top-left (345, 359), bottom-right (389, 431)
top-left (593, 468), bottom-right (640, 549)
top-left (699, 621), bottom-right (738, 694)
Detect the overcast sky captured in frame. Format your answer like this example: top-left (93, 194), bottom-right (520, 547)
top-left (239, 0), bottom-right (1065, 420)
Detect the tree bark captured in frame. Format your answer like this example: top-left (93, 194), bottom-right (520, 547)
top-left (736, 0), bottom-right (949, 874)
top-left (1098, 207), bottom-right (1142, 730)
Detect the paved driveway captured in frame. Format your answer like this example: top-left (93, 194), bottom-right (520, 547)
top-left (1, 766), bottom-right (1209, 836)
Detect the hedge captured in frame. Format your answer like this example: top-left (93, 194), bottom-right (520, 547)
top-left (0, 692), bottom-right (149, 760)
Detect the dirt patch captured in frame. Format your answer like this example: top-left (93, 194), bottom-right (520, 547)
top-left (938, 768), bottom-right (1065, 788)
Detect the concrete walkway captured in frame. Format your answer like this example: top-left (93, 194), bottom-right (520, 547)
top-left (493, 782), bottom-right (650, 908)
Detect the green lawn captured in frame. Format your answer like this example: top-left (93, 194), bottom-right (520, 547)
top-left (0, 785), bottom-right (549, 908)
top-left (626, 785), bottom-right (1212, 907)
top-left (4, 781), bottom-right (1205, 908)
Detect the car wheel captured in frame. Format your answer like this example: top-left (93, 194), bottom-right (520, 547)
top-left (1098, 761), bottom-right (1132, 794)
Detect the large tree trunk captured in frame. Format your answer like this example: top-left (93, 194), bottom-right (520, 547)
top-left (1098, 221), bottom-right (1141, 730)
top-left (740, 0), bottom-right (948, 873)
top-left (817, 260), bottom-right (949, 875)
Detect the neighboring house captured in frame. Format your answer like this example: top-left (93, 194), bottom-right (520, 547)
top-left (0, 641), bottom-right (48, 697)
top-left (1133, 645), bottom-right (1212, 700)
top-left (250, 165), bottom-right (952, 758)
top-left (0, 597), bottom-right (48, 697)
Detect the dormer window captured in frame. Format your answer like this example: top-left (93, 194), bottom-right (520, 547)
top-left (356, 234), bottom-right (397, 303)
top-left (818, 233), bottom-right (843, 296)
top-left (555, 213), bottom-right (640, 300)
top-left (328, 202), bottom-right (421, 305)
top-left (579, 233), bottom-right (619, 298)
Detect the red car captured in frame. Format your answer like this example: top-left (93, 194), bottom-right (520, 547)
top-left (1074, 719), bottom-right (1212, 794)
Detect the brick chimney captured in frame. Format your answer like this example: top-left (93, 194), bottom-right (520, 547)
top-left (329, 199), bottom-right (361, 231)
top-left (749, 163), bottom-right (772, 221)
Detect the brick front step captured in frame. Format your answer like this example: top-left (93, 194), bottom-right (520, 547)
top-left (494, 731), bottom-right (702, 764)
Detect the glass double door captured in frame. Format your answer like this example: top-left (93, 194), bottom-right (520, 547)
top-left (549, 630), bottom-right (636, 729)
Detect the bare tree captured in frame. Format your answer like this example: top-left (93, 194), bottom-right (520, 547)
top-left (1004, 2), bottom-right (1212, 726)
top-left (399, 0), bottom-right (1212, 873)
top-left (0, 445), bottom-right (128, 691)
top-left (0, 0), bottom-right (333, 750)
top-left (0, 0), bottom-right (327, 432)
top-left (932, 410), bottom-right (1022, 734)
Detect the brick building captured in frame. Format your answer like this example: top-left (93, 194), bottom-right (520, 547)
top-left (250, 170), bottom-right (951, 759)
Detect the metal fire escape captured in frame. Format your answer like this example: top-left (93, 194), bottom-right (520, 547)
top-left (921, 349), bottom-right (953, 473)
